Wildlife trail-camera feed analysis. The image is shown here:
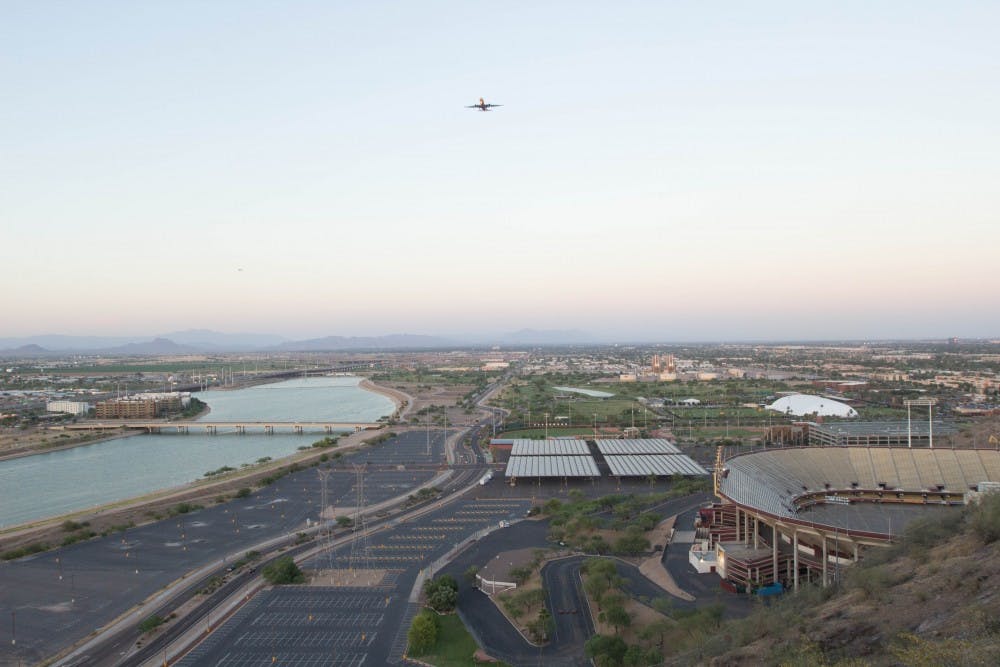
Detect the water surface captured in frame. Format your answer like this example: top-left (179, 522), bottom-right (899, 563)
top-left (0, 376), bottom-right (393, 527)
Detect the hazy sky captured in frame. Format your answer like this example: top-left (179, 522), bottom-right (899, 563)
top-left (3, 1), bottom-right (998, 341)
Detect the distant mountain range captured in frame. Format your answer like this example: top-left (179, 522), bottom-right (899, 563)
top-left (0, 328), bottom-right (597, 356)
top-left (276, 334), bottom-right (458, 351)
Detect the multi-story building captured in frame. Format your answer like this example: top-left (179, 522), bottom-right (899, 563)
top-left (45, 400), bottom-right (91, 416)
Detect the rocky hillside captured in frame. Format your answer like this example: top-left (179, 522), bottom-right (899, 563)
top-left (668, 494), bottom-right (1000, 666)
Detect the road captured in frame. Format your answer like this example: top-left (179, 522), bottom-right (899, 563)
top-left (0, 430), bottom-right (452, 666)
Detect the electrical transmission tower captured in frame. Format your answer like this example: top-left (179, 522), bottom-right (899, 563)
top-left (316, 469), bottom-right (337, 581)
top-left (348, 463), bottom-right (372, 578)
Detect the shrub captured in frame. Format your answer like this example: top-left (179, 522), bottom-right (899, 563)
top-left (407, 610), bottom-right (439, 655)
top-left (172, 502), bottom-right (203, 515)
top-left (235, 487), bottom-right (252, 498)
top-left (262, 556), bottom-right (304, 585)
top-left (2, 542), bottom-right (50, 561)
top-left (138, 614), bottom-right (165, 634)
top-left (509, 566), bottom-right (533, 585)
top-left (970, 493), bottom-right (1000, 544)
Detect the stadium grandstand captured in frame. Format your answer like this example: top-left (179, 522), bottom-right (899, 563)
top-left (808, 420), bottom-right (957, 447)
top-left (696, 445), bottom-right (1000, 594)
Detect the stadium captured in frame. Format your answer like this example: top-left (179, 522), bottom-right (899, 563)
top-left (694, 444), bottom-right (1000, 593)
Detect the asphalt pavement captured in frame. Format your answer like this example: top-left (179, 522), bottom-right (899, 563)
top-left (0, 430), bottom-right (448, 665)
top-left (177, 495), bottom-right (531, 666)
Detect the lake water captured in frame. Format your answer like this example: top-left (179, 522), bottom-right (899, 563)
top-left (0, 376), bottom-right (394, 528)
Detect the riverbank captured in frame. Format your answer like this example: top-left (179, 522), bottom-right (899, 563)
top-left (359, 378), bottom-right (411, 419)
top-left (0, 377), bottom-right (409, 553)
top-left (0, 424), bottom-right (405, 555)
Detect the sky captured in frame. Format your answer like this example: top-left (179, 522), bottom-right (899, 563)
top-left (2, 1), bottom-right (999, 342)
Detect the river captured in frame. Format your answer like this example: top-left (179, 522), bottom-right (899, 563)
top-left (0, 376), bottom-right (394, 528)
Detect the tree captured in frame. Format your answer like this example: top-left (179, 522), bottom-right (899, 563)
top-left (624, 645), bottom-right (662, 666)
top-left (586, 558), bottom-right (618, 587)
top-left (613, 531), bottom-right (650, 556)
top-left (600, 605), bottom-right (631, 633)
top-left (526, 607), bottom-right (554, 642)
top-left (584, 574), bottom-right (610, 609)
top-left (262, 556), bottom-right (304, 585)
top-left (585, 634), bottom-right (628, 667)
top-left (588, 535), bottom-right (611, 554)
top-left (407, 611), bottom-right (438, 655)
top-left (639, 617), bottom-right (672, 648)
top-left (423, 574), bottom-right (458, 612)
top-left (509, 566), bottom-right (533, 585)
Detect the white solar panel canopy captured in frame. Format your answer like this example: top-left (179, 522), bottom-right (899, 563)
top-left (505, 455), bottom-right (601, 478)
top-left (604, 454), bottom-right (709, 477)
top-left (510, 439), bottom-right (590, 456)
top-left (595, 439), bottom-right (681, 455)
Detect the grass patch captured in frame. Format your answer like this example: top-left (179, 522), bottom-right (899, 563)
top-left (416, 613), bottom-right (495, 667)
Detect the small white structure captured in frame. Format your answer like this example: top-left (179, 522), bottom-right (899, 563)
top-left (767, 394), bottom-right (858, 418)
top-left (679, 398), bottom-right (701, 406)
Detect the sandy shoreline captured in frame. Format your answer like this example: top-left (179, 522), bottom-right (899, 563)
top-left (0, 376), bottom-right (409, 545)
top-left (358, 378), bottom-right (410, 418)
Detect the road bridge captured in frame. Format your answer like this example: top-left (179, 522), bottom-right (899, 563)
top-left (55, 421), bottom-right (384, 434)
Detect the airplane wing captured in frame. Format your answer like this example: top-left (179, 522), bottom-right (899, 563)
top-left (485, 104), bottom-right (503, 108)
top-left (465, 104), bottom-right (481, 108)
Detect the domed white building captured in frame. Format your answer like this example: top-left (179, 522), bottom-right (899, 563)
top-left (766, 394), bottom-right (858, 418)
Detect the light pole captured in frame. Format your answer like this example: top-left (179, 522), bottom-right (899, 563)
top-left (593, 413), bottom-right (598, 440)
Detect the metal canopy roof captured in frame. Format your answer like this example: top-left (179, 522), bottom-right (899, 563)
top-left (604, 454), bottom-right (709, 477)
top-left (595, 439), bottom-right (681, 455)
top-left (505, 455), bottom-right (600, 478)
top-left (510, 439), bottom-right (590, 456)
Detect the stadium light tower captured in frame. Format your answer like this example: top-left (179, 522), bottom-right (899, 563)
top-left (904, 398), bottom-right (938, 448)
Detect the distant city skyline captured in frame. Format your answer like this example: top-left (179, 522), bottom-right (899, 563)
top-left (3, 2), bottom-right (998, 340)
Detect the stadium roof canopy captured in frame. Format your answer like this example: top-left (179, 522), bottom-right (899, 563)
top-left (505, 455), bottom-right (600, 478)
top-left (604, 454), bottom-right (709, 477)
top-left (510, 439), bottom-right (590, 456)
top-left (767, 394), bottom-right (858, 418)
top-left (595, 439), bottom-right (680, 455)
top-left (809, 421), bottom-right (957, 437)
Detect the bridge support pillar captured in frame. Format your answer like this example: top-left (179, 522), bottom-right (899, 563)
top-left (325, 426), bottom-right (333, 434)
top-left (294, 425), bottom-right (303, 435)
top-left (206, 425), bottom-right (217, 435)
top-left (264, 425), bottom-right (273, 435)
top-left (236, 425), bottom-right (245, 435)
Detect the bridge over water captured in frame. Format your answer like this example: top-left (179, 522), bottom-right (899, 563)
top-left (55, 421), bottom-right (384, 435)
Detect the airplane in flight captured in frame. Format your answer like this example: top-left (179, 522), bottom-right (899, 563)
top-left (466, 97), bottom-right (503, 111)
